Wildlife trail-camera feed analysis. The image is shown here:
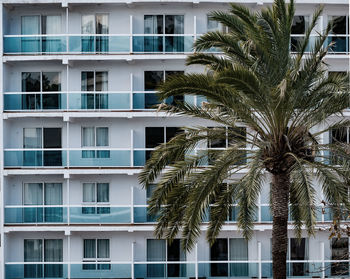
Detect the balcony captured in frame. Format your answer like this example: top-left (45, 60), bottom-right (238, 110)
top-left (3, 92), bottom-right (198, 112)
top-left (4, 34), bottom-right (348, 55)
top-left (4, 204), bottom-right (331, 225)
top-left (5, 261), bottom-right (341, 279)
top-left (3, 34), bottom-right (194, 54)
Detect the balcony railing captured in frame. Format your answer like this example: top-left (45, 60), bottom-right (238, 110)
top-left (3, 91), bottom-right (192, 112)
top-left (3, 34), bottom-right (194, 54)
top-left (4, 204), bottom-right (333, 225)
top-left (3, 34), bottom-right (349, 55)
top-left (5, 261), bottom-right (349, 279)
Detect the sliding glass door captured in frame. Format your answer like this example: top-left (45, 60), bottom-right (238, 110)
top-left (24, 239), bottom-right (63, 278)
top-left (144, 15), bottom-right (184, 52)
top-left (82, 14), bottom-right (109, 52)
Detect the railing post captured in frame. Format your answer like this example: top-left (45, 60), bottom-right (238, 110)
top-left (130, 15), bottom-right (133, 53)
top-left (195, 243), bottom-right (198, 279)
top-left (130, 73), bottom-right (133, 110)
top-left (130, 129), bottom-right (134, 167)
top-left (321, 241), bottom-right (325, 278)
top-left (132, 241), bottom-right (135, 279)
top-left (131, 186), bottom-right (134, 224)
top-left (258, 241), bottom-right (262, 279)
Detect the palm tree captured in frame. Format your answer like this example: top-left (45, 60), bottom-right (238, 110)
top-left (139, 0), bottom-right (350, 278)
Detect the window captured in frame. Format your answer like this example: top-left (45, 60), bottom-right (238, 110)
top-left (81, 71), bottom-right (108, 109)
top-left (328, 16), bottom-right (349, 53)
top-left (207, 16), bottom-right (227, 33)
top-left (23, 128), bottom-right (62, 166)
top-left (24, 239), bottom-right (63, 278)
top-left (83, 239), bottom-right (110, 270)
top-left (82, 183), bottom-right (110, 214)
top-left (288, 238), bottom-right (309, 276)
top-left (330, 127), bottom-right (348, 164)
top-left (147, 239), bottom-right (186, 277)
top-left (210, 238), bottom-right (248, 277)
top-left (144, 15), bottom-right (184, 52)
top-left (290, 16), bottom-right (309, 51)
top-left (144, 71), bottom-right (184, 108)
top-left (331, 238), bottom-right (349, 276)
top-left (82, 14), bottom-right (109, 52)
top-left (81, 127), bottom-right (109, 158)
top-left (207, 127), bottom-right (247, 165)
top-left (145, 126), bottom-right (181, 148)
top-left (23, 183), bottom-right (63, 222)
top-left (22, 72), bottom-right (61, 110)
top-left (21, 15), bottom-right (62, 53)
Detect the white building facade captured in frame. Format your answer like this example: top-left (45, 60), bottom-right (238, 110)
top-left (0, 0), bottom-right (349, 278)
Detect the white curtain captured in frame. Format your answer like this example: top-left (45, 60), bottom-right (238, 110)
top-left (82, 127), bottom-right (95, 147)
top-left (24, 239), bottom-right (43, 261)
top-left (230, 238), bottom-right (248, 277)
top-left (83, 183), bottom-right (96, 203)
top-left (96, 14), bottom-right (109, 34)
top-left (21, 16), bottom-right (40, 35)
top-left (82, 15), bottom-right (95, 34)
top-left (95, 72), bottom-right (108, 91)
top-left (147, 239), bottom-right (166, 261)
top-left (23, 128), bottom-right (42, 148)
top-left (44, 239), bottom-right (63, 262)
top-left (44, 183), bottom-right (62, 205)
top-left (96, 127), bottom-right (108, 146)
top-left (24, 183), bottom-right (43, 205)
top-left (97, 183), bottom-right (109, 203)
top-left (229, 238), bottom-right (248, 260)
top-left (84, 239), bottom-right (96, 258)
top-left (97, 239), bottom-right (110, 258)
top-left (42, 15), bottom-right (61, 34)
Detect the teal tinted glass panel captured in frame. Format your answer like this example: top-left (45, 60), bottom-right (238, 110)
top-left (69, 207), bottom-right (130, 223)
top-left (69, 150), bottom-right (130, 167)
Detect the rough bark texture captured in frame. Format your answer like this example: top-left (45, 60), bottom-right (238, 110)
top-left (271, 172), bottom-right (290, 279)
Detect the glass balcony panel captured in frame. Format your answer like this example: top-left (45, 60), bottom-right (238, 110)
top-left (261, 262), bottom-right (273, 278)
top-left (287, 262), bottom-right (321, 277)
top-left (68, 93), bottom-right (130, 110)
top-left (5, 264), bottom-right (68, 279)
top-left (133, 206), bottom-right (157, 223)
top-left (5, 207), bottom-right (67, 224)
top-left (69, 150), bottom-right (130, 167)
top-left (197, 263), bottom-right (258, 278)
top-left (4, 150), bottom-right (67, 167)
top-left (327, 36), bottom-right (349, 53)
top-left (69, 36), bottom-right (130, 53)
top-left (134, 150), bottom-right (152, 166)
top-left (261, 205), bottom-right (273, 222)
top-left (325, 261), bottom-right (350, 277)
top-left (133, 93), bottom-right (161, 109)
top-left (42, 36), bottom-right (66, 53)
top-left (69, 206), bottom-right (131, 223)
top-left (70, 263), bottom-right (131, 279)
top-left (133, 36), bottom-right (193, 53)
top-left (109, 36), bottom-right (130, 53)
top-left (4, 93), bottom-right (67, 111)
top-left (20, 36), bottom-right (41, 53)
top-left (134, 263), bottom-right (195, 278)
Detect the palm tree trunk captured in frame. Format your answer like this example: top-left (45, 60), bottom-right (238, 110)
top-left (271, 172), bottom-right (290, 279)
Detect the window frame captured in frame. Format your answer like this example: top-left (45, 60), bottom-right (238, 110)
top-left (81, 126), bottom-right (110, 148)
top-left (83, 238), bottom-right (111, 262)
top-left (81, 14), bottom-right (110, 35)
top-left (21, 14), bottom-right (62, 35)
top-left (143, 14), bottom-right (185, 35)
top-left (24, 238), bottom-right (63, 262)
top-left (81, 70), bottom-right (109, 92)
top-left (82, 182), bottom-right (110, 205)
top-left (22, 71), bottom-right (62, 93)
top-left (22, 182), bottom-right (63, 206)
top-left (23, 127), bottom-right (63, 149)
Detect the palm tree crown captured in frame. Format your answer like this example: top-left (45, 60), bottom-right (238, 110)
top-left (139, 0), bottom-right (350, 278)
